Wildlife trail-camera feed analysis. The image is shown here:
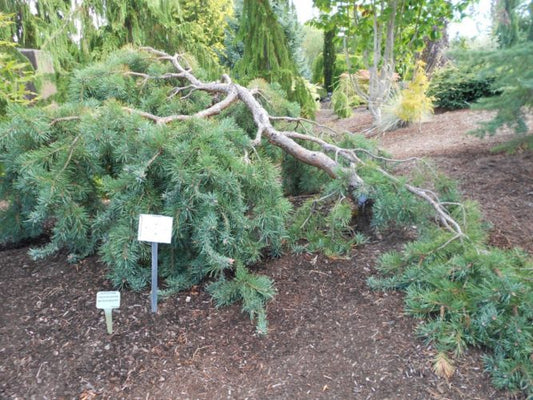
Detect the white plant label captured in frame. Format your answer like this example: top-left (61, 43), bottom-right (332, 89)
top-left (96, 291), bottom-right (121, 309)
top-left (96, 291), bottom-right (121, 334)
top-left (137, 214), bottom-right (173, 244)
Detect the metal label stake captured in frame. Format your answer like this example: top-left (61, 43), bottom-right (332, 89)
top-left (138, 214), bottom-right (173, 313)
top-left (151, 241), bottom-right (158, 312)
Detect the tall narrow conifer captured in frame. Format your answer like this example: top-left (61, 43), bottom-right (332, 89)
top-left (233, 0), bottom-right (317, 117)
top-left (235, 0), bottom-right (297, 90)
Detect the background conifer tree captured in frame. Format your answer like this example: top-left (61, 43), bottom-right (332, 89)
top-left (465, 0), bottom-right (533, 146)
top-left (234, 0), bottom-right (317, 118)
top-left (0, 0), bottom-right (232, 75)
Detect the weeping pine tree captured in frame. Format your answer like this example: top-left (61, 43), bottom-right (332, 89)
top-left (0, 49), bottom-right (292, 333)
top-left (0, 46), bottom-right (531, 395)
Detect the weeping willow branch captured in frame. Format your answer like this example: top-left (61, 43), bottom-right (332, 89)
top-left (128, 47), bottom-right (464, 238)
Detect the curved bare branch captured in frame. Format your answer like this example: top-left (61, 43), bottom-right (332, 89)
top-left (128, 47), bottom-right (464, 238)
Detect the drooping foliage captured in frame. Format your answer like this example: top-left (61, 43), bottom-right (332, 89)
top-left (0, 44), bottom-right (531, 396)
top-left (369, 201), bottom-right (533, 396)
top-left (0, 47), bottom-right (459, 334)
top-left (235, 0), bottom-right (296, 84)
top-left (271, 0), bottom-right (310, 79)
top-left (331, 72), bottom-right (366, 118)
top-left (0, 0), bottom-right (232, 74)
top-left (0, 48), bottom-right (291, 333)
top-left (494, 0), bottom-right (523, 47)
top-left (234, 0), bottom-right (317, 118)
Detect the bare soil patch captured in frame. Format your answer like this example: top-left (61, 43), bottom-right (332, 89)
top-left (1, 108), bottom-right (531, 399)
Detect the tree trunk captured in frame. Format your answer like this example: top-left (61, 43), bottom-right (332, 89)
top-left (323, 28), bottom-right (336, 94)
top-left (366, 0), bottom-right (398, 126)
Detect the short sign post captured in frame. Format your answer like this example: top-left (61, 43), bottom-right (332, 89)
top-left (96, 291), bottom-right (121, 334)
top-left (137, 214), bottom-right (173, 313)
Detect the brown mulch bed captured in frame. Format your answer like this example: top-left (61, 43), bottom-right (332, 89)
top-left (1, 109), bottom-right (531, 399)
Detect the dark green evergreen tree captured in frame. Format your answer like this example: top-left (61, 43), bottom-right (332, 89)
top-left (235, 0), bottom-right (297, 86)
top-left (234, 0), bottom-right (317, 118)
top-left (467, 0), bottom-right (532, 146)
top-left (323, 28), bottom-right (336, 94)
top-left (271, 0), bottom-right (310, 78)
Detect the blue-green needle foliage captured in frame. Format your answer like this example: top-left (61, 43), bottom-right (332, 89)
top-left (369, 201), bottom-right (533, 396)
top-left (0, 48), bottom-right (290, 333)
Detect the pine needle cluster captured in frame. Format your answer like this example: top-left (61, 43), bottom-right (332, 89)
top-left (369, 200), bottom-right (533, 396)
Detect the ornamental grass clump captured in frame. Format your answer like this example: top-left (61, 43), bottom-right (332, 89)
top-left (381, 61), bottom-right (434, 131)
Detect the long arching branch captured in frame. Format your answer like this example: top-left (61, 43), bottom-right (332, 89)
top-left (125, 47), bottom-right (464, 238)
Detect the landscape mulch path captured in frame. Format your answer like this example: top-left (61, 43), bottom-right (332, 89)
top-left (1, 108), bottom-right (531, 399)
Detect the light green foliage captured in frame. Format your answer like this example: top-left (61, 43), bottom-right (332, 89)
top-left (225, 0), bottom-right (309, 78)
top-left (0, 0), bottom-right (231, 75)
top-left (293, 76), bottom-right (319, 118)
top-left (0, 13), bottom-right (35, 115)
top-left (301, 25), bottom-right (323, 76)
top-left (208, 264), bottom-right (277, 334)
top-left (0, 49), bottom-right (291, 332)
top-left (394, 62), bottom-right (433, 124)
top-left (368, 200), bottom-right (533, 396)
top-left (280, 140), bottom-right (330, 196)
top-left (382, 61), bottom-right (433, 130)
top-left (287, 134), bottom-right (394, 257)
top-left (332, 90), bottom-right (352, 118)
top-left (235, 0), bottom-right (296, 85)
top-left (331, 73), bottom-right (364, 118)
top-left (226, 78), bottom-right (301, 138)
top-left (289, 193), bottom-right (357, 257)
top-left (179, 0), bottom-right (233, 54)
